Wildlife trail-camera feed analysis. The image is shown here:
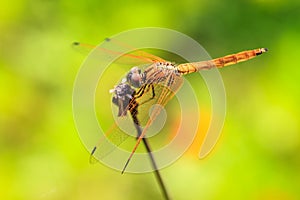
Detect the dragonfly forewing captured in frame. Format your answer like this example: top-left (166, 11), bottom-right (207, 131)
top-left (90, 62), bottom-right (184, 163)
top-left (72, 39), bottom-right (166, 65)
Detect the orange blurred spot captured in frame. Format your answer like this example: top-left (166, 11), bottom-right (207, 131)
top-left (186, 109), bottom-right (211, 156)
top-left (168, 109), bottom-right (212, 157)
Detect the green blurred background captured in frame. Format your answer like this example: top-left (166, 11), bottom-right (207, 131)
top-left (1, 0), bottom-right (300, 199)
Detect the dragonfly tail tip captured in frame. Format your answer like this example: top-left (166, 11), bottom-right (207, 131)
top-left (256, 48), bottom-right (268, 55)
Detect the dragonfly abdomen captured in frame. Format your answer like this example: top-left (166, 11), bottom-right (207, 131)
top-left (212, 48), bottom-right (268, 68)
top-left (176, 61), bottom-right (215, 75)
top-left (176, 48), bottom-right (268, 75)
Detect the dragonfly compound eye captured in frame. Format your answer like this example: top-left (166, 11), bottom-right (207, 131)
top-left (129, 73), bottom-right (142, 88)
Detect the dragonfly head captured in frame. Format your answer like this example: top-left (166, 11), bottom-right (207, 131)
top-left (127, 66), bottom-right (143, 88)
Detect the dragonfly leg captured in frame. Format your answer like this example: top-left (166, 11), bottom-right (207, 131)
top-left (135, 84), bottom-right (147, 98)
top-left (134, 84), bottom-right (156, 107)
top-left (150, 84), bottom-right (155, 99)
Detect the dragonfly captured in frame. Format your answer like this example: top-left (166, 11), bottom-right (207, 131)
top-left (73, 39), bottom-right (268, 174)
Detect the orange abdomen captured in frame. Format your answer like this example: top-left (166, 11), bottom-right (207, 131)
top-left (177, 48), bottom-right (268, 75)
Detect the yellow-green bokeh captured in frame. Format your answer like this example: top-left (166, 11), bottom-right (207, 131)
top-left (1, 0), bottom-right (300, 199)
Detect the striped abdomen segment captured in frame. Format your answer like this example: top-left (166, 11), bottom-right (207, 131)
top-left (176, 48), bottom-right (268, 75)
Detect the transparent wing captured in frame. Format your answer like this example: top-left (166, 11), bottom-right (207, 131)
top-left (90, 63), bottom-right (184, 164)
top-left (133, 65), bottom-right (184, 127)
top-left (72, 38), bottom-right (166, 65)
top-left (74, 38), bottom-right (185, 164)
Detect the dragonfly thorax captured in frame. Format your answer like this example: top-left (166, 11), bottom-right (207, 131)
top-left (155, 61), bottom-right (179, 75)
